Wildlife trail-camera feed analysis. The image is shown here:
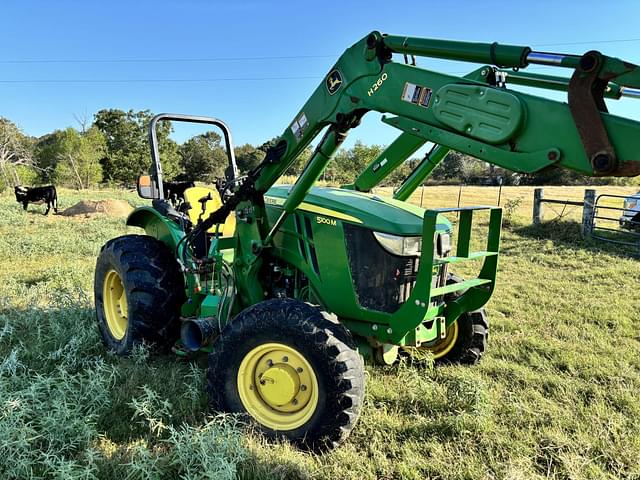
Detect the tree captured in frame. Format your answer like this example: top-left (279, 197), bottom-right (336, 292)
top-left (0, 118), bottom-right (34, 189)
top-left (35, 132), bottom-right (61, 182)
top-left (179, 131), bottom-right (229, 182)
top-left (53, 127), bottom-right (105, 189)
top-left (431, 151), bottom-right (465, 180)
top-left (287, 146), bottom-right (313, 177)
top-left (35, 127), bottom-right (105, 189)
top-left (93, 109), bottom-right (179, 184)
top-left (235, 143), bottom-right (265, 174)
top-left (325, 141), bottom-right (383, 185)
top-left (386, 157), bottom-right (420, 186)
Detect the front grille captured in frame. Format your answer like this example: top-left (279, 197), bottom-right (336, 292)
top-left (344, 224), bottom-right (421, 313)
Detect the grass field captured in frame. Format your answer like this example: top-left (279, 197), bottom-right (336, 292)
top-left (1, 185), bottom-right (640, 479)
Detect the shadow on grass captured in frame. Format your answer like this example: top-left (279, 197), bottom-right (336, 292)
top-left (509, 220), bottom-right (640, 259)
top-left (0, 302), bottom-right (212, 442)
top-left (237, 447), bottom-right (312, 480)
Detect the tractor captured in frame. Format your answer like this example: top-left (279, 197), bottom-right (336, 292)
top-left (94, 32), bottom-right (640, 450)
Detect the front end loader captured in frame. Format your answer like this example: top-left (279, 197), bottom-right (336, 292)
top-left (94, 32), bottom-right (640, 450)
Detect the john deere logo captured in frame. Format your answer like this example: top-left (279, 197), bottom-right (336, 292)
top-left (326, 69), bottom-right (343, 95)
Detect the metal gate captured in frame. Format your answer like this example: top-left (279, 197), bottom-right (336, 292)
top-left (591, 193), bottom-right (640, 253)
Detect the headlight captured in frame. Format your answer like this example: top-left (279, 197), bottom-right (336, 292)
top-left (373, 232), bottom-right (422, 256)
top-left (627, 200), bottom-right (637, 210)
top-left (437, 232), bottom-right (452, 257)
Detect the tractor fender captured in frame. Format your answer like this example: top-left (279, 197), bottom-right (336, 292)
top-left (126, 206), bottom-right (184, 251)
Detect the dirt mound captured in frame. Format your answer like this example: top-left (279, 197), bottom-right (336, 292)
top-left (60, 199), bottom-right (133, 217)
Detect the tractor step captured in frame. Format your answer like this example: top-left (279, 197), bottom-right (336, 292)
top-left (430, 278), bottom-right (492, 297)
top-left (434, 251), bottom-right (498, 265)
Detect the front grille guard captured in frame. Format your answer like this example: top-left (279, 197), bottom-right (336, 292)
top-left (345, 205), bottom-right (502, 345)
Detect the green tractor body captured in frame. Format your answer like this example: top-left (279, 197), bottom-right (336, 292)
top-left (125, 183), bottom-right (498, 350)
top-left (94, 32), bottom-right (640, 449)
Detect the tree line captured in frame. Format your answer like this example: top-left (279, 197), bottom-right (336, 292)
top-left (0, 110), bottom-right (635, 192)
top-left (0, 110), bottom-right (277, 190)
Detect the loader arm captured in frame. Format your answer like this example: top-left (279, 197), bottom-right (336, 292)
top-left (192, 30), bottom-right (640, 313)
top-left (204, 31), bottom-right (640, 235)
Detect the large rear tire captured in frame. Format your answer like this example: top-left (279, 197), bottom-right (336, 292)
top-left (94, 234), bottom-right (185, 355)
top-left (207, 298), bottom-right (365, 450)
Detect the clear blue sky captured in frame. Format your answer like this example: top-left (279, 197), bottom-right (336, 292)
top-left (1, 0), bottom-right (639, 150)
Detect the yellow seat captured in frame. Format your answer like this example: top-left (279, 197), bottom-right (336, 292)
top-left (183, 186), bottom-right (236, 236)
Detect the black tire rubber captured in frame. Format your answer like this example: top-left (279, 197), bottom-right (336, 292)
top-left (207, 298), bottom-right (365, 451)
top-left (94, 234), bottom-right (185, 355)
top-left (631, 213), bottom-right (640, 233)
top-left (432, 273), bottom-right (489, 365)
top-left (432, 307), bottom-right (489, 365)
top-left (408, 274), bottom-right (489, 366)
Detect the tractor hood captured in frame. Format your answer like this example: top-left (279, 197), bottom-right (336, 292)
top-left (265, 185), bottom-right (451, 235)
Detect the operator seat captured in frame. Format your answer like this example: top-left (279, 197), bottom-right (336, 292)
top-left (182, 186), bottom-right (236, 236)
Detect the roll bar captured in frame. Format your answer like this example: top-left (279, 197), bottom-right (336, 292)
top-left (148, 113), bottom-right (238, 199)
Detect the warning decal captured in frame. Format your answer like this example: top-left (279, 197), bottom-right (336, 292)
top-left (402, 82), bottom-right (433, 108)
top-left (290, 112), bottom-right (309, 140)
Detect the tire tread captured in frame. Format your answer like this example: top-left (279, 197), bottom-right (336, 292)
top-left (206, 298), bottom-right (364, 450)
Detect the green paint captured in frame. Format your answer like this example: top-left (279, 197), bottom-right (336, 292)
top-left (200, 294), bottom-right (222, 318)
top-left (119, 30), bottom-right (640, 353)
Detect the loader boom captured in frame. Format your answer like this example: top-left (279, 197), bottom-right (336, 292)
top-left (180, 30), bottom-right (640, 330)
top-left (202, 31), bottom-right (640, 241)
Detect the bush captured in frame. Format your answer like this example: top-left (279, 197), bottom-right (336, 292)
top-left (0, 288), bottom-right (249, 478)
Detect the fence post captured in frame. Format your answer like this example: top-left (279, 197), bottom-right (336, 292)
top-left (582, 189), bottom-right (596, 238)
top-left (533, 188), bottom-right (544, 224)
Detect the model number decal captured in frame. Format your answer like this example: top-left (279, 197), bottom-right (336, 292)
top-left (368, 72), bottom-right (388, 96)
top-left (316, 216), bottom-right (337, 226)
top-left (264, 196), bottom-right (280, 205)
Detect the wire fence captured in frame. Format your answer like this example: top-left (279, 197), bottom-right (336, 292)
top-left (533, 187), bottom-right (640, 255)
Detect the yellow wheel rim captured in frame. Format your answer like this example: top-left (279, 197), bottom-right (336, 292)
top-left (237, 343), bottom-right (319, 431)
top-left (423, 320), bottom-right (459, 359)
top-left (103, 269), bottom-right (128, 340)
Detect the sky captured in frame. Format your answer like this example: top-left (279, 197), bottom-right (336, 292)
top-left (1, 0), bottom-right (639, 151)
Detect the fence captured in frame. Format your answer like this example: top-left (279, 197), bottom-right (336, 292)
top-left (591, 193), bottom-right (640, 248)
top-left (532, 188), bottom-right (595, 236)
top-left (532, 187), bottom-right (640, 252)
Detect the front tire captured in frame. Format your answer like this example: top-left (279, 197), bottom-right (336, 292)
top-left (207, 299), bottom-right (365, 450)
top-left (94, 234), bottom-right (185, 355)
top-left (413, 274), bottom-right (489, 365)
top-left (421, 309), bottom-right (488, 365)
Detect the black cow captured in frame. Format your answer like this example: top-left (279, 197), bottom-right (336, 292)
top-left (162, 180), bottom-right (195, 205)
top-left (14, 185), bottom-right (58, 215)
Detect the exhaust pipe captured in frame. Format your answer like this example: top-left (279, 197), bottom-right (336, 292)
top-left (180, 318), bottom-right (218, 352)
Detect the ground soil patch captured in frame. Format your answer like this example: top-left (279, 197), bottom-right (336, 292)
top-left (60, 199), bottom-right (133, 217)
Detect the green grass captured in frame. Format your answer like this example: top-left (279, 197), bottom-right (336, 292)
top-left (1, 186), bottom-right (639, 479)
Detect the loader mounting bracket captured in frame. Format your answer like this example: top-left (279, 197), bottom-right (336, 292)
top-left (568, 50), bottom-right (617, 176)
